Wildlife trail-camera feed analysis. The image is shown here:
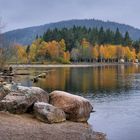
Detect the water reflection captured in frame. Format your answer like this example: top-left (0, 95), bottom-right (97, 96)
top-left (15, 64), bottom-right (140, 96)
top-left (13, 65), bottom-right (140, 104)
top-left (14, 64), bottom-right (140, 140)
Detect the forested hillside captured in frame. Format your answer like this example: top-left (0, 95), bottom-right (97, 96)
top-left (42, 26), bottom-right (132, 51)
top-left (4, 19), bottom-right (140, 45)
top-left (10, 26), bottom-right (140, 64)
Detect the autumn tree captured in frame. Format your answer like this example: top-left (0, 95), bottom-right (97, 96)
top-left (131, 48), bottom-right (136, 62)
top-left (29, 43), bottom-right (38, 62)
top-left (63, 51), bottom-right (70, 63)
top-left (99, 45), bottom-right (105, 62)
top-left (81, 38), bottom-right (90, 61)
top-left (137, 51), bottom-right (140, 61)
top-left (92, 46), bottom-right (99, 62)
top-left (116, 45), bottom-right (125, 61)
top-left (124, 47), bottom-right (132, 62)
top-left (17, 44), bottom-right (27, 63)
top-left (108, 45), bottom-right (117, 62)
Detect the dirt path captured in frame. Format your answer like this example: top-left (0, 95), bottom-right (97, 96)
top-left (0, 112), bottom-right (106, 140)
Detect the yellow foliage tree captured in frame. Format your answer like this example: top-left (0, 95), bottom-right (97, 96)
top-left (107, 45), bottom-right (117, 62)
top-left (15, 45), bottom-right (27, 63)
top-left (124, 47), bottom-right (132, 61)
top-left (99, 45), bottom-right (105, 62)
top-left (59, 39), bottom-right (66, 51)
top-left (29, 44), bottom-right (38, 62)
top-left (63, 51), bottom-right (70, 63)
top-left (116, 45), bottom-right (125, 60)
top-left (92, 46), bottom-right (99, 61)
top-left (137, 52), bottom-right (140, 61)
top-left (131, 48), bottom-right (136, 62)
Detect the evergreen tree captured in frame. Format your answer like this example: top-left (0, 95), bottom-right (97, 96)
top-left (132, 40), bottom-right (140, 53)
top-left (105, 29), bottom-right (114, 44)
top-left (98, 27), bottom-right (105, 44)
top-left (123, 31), bottom-right (132, 46)
top-left (114, 28), bottom-right (123, 45)
top-left (88, 28), bottom-right (98, 45)
top-left (26, 45), bottom-right (30, 64)
top-left (41, 26), bottom-right (133, 51)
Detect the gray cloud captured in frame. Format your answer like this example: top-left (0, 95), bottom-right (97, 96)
top-left (0, 0), bottom-right (140, 32)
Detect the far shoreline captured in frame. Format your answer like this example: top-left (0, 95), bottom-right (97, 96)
top-left (11, 62), bottom-right (139, 68)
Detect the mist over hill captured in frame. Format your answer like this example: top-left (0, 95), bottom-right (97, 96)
top-left (4, 19), bottom-right (140, 45)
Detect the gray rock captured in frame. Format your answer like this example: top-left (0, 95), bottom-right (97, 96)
top-left (49, 90), bottom-right (93, 122)
top-left (34, 102), bottom-right (66, 123)
top-left (0, 83), bottom-right (15, 101)
top-left (0, 86), bottom-right (49, 114)
top-left (0, 86), bottom-right (8, 101)
top-left (3, 84), bottom-right (13, 92)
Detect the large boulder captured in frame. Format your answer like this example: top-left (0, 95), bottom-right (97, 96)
top-left (0, 83), bottom-right (22, 101)
top-left (0, 86), bottom-right (49, 114)
top-left (49, 90), bottom-right (93, 122)
top-left (34, 102), bottom-right (66, 123)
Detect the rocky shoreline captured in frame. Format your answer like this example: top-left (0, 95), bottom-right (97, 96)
top-left (0, 83), bottom-right (106, 140)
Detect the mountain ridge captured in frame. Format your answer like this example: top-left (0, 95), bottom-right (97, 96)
top-left (4, 19), bottom-right (140, 45)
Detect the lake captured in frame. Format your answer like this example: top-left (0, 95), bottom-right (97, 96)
top-left (14, 64), bottom-right (140, 140)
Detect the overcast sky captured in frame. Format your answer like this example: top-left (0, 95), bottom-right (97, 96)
top-left (0, 0), bottom-right (139, 32)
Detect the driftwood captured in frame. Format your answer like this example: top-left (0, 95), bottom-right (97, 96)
top-left (1, 67), bottom-right (55, 84)
top-left (32, 70), bottom-right (55, 83)
top-left (0, 66), bottom-right (13, 76)
top-left (14, 73), bottom-right (30, 75)
top-left (32, 73), bottom-right (46, 83)
top-left (0, 67), bottom-right (14, 84)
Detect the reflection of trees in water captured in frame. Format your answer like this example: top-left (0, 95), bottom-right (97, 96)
top-left (31, 65), bottom-right (140, 95)
top-left (34, 68), bottom-right (70, 92)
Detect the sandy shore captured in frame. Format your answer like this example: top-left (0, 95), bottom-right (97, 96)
top-left (0, 112), bottom-right (106, 140)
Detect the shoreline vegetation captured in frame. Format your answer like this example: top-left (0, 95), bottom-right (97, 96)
top-left (7, 26), bottom-right (140, 65)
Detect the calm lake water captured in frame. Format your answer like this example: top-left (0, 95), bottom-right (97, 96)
top-left (14, 64), bottom-right (140, 140)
